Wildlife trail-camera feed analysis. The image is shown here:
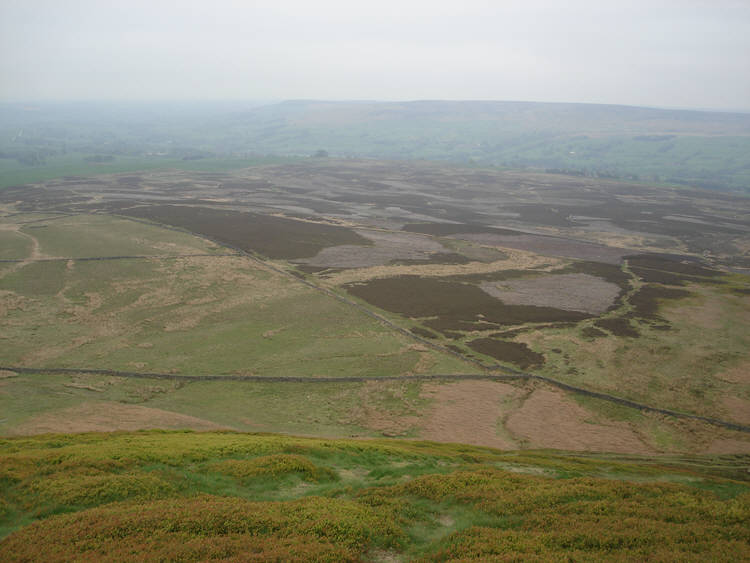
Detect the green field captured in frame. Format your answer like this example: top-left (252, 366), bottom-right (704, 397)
top-left (0, 154), bottom-right (302, 189)
top-left (1, 431), bottom-right (748, 561)
top-left (0, 372), bottom-right (431, 440)
top-left (0, 230), bottom-right (31, 260)
top-left (15, 214), bottom-right (224, 258)
top-left (0, 213), bottom-right (474, 378)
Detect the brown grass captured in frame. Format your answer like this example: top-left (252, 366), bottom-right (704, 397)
top-left (723, 396), bottom-right (750, 425)
top-left (505, 387), bottom-right (653, 454)
top-left (418, 381), bottom-right (521, 449)
top-left (342, 381), bottom-right (422, 437)
top-left (9, 401), bottom-right (229, 435)
top-left (713, 361), bottom-right (750, 384)
top-left (703, 439), bottom-right (750, 454)
top-left (664, 286), bottom-right (726, 330)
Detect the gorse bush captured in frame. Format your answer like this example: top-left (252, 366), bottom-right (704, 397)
top-left (419, 525), bottom-right (750, 562)
top-left (25, 471), bottom-right (177, 507)
top-left (209, 454), bottom-right (337, 482)
top-left (1, 431), bottom-right (748, 561)
top-left (391, 469), bottom-right (750, 560)
top-left (0, 495), bottom-right (403, 562)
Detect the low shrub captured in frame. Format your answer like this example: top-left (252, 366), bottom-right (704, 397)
top-left (208, 454), bottom-right (337, 482)
top-left (0, 495), bottom-right (404, 561)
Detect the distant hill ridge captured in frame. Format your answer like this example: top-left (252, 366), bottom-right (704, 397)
top-left (243, 99), bottom-right (750, 135)
top-left (2, 98), bottom-right (749, 192)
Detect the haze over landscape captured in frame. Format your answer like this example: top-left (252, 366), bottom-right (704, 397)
top-left (2, 0), bottom-right (750, 109)
top-left (1, 1), bottom-right (749, 561)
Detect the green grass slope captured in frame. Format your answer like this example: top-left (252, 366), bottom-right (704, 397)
top-left (1, 431), bottom-right (748, 561)
top-left (0, 213), bottom-right (471, 378)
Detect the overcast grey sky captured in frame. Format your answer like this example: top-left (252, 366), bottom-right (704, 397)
top-left (1, 0), bottom-right (749, 110)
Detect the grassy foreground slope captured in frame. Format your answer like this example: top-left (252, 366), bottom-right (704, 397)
top-left (0, 431), bottom-right (748, 561)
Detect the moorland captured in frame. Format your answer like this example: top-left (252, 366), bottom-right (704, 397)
top-left (1, 102), bottom-right (749, 560)
top-left (1, 158), bottom-right (748, 452)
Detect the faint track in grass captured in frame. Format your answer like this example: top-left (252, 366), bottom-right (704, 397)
top-left (0, 253), bottom-right (241, 263)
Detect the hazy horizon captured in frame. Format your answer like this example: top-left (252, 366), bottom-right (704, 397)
top-left (2, 98), bottom-right (750, 116)
top-left (2, 1), bottom-right (749, 112)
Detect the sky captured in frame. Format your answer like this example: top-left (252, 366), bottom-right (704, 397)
top-left (1, 0), bottom-right (749, 110)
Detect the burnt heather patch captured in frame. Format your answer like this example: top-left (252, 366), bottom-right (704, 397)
top-left (563, 261), bottom-right (631, 290)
